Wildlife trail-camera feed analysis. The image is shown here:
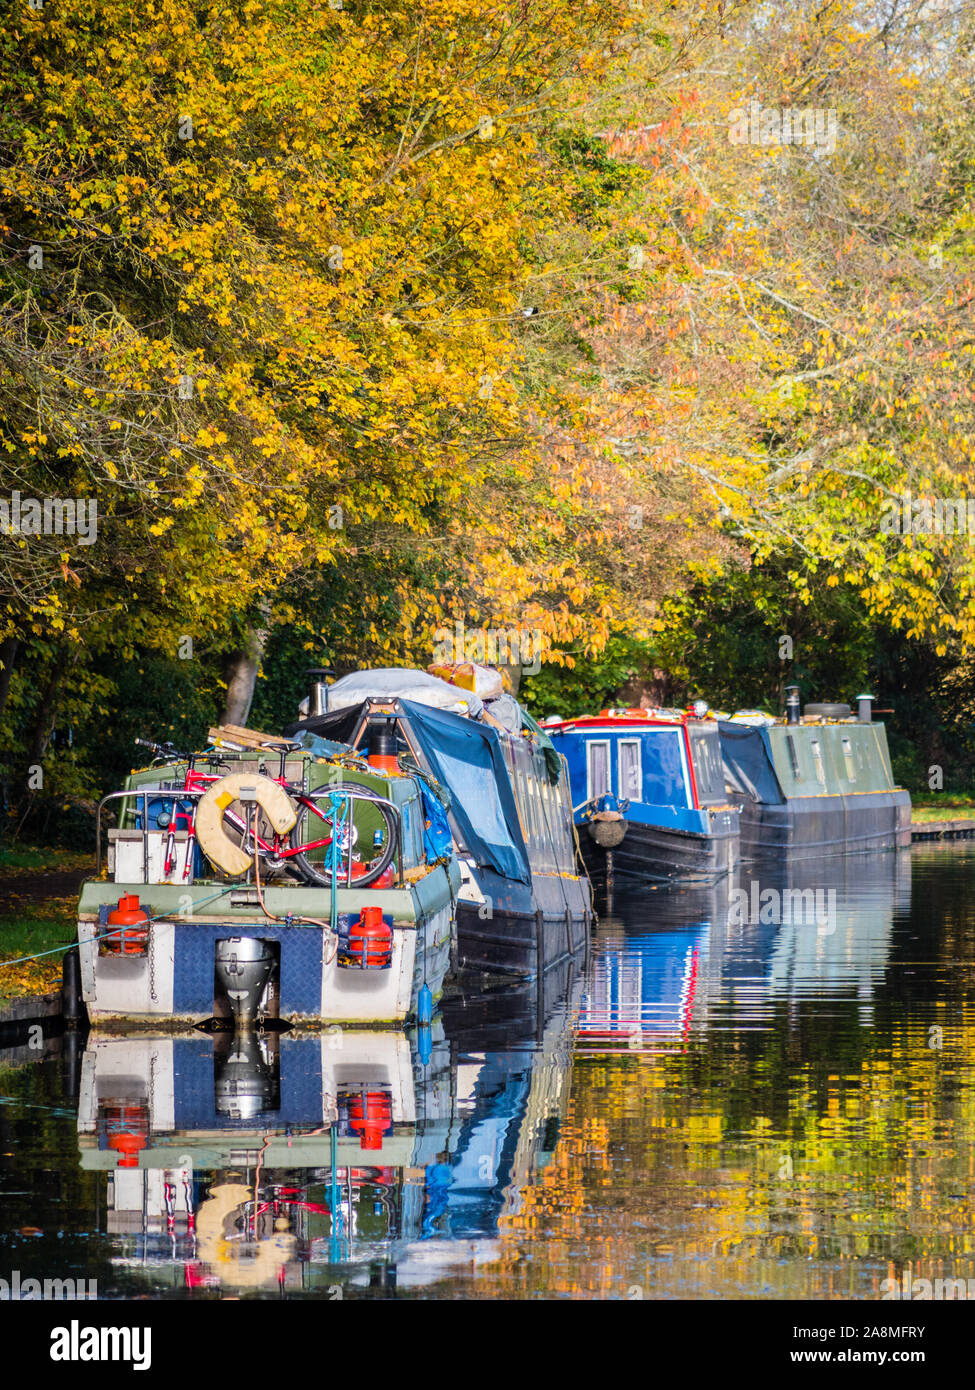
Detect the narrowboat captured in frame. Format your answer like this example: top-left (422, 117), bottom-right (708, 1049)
top-left (74, 733), bottom-right (459, 1026)
top-left (285, 666), bottom-right (592, 981)
top-left (542, 708), bottom-right (741, 887)
top-left (719, 690), bottom-right (912, 861)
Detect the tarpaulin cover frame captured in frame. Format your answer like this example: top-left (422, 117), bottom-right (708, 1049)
top-left (286, 699), bottom-right (531, 884)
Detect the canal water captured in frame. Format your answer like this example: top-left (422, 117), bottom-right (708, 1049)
top-left (2, 843), bottom-right (974, 1299)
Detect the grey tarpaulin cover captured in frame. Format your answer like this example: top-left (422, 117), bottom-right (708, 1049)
top-left (323, 667), bottom-right (483, 717)
top-left (719, 720), bottom-right (786, 804)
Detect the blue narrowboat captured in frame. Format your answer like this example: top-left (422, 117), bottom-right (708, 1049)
top-left (543, 709), bottom-right (740, 886)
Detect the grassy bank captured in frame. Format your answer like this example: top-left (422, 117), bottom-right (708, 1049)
top-left (0, 845), bottom-right (90, 874)
top-left (910, 796), bottom-right (975, 823)
top-left (0, 846), bottom-right (88, 999)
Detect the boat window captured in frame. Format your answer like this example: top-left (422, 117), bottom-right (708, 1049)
top-left (641, 729), bottom-right (690, 807)
top-left (810, 738), bottom-right (826, 786)
top-left (842, 736), bottom-right (856, 781)
top-left (587, 741), bottom-right (612, 801)
top-left (786, 733), bottom-right (800, 778)
top-left (688, 727), bottom-right (726, 805)
top-left (618, 740), bottom-right (642, 800)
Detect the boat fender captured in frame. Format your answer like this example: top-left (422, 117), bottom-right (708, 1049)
top-left (195, 773), bottom-right (298, 877)
top-left (589, 816), bottom-right (627, 848)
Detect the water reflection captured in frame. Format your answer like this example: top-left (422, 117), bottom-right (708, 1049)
top-left (582, 852), bottom-right (913, 1049)
top-left (69, 965), bottom-right (580, 1295)
top-left (6, 846), bottom-right (975, 1299)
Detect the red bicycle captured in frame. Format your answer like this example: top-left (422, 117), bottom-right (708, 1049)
top-left (133, 739), bottom-right (398, 889)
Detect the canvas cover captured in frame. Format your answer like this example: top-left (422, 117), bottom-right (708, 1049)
top-left (718, 720), bottom-right (786, 804)
top-left (286, 698), bottom-right (531, 884)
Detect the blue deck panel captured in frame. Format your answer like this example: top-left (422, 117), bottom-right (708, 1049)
top-left (172, 921), bottom-right (325, 1016)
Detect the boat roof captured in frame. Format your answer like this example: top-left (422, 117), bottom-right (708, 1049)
top-left (544, 708), bottom-right (713, 731)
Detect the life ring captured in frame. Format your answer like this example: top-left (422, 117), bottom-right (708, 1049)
top-left (195, 773), bottom-right (298, 877)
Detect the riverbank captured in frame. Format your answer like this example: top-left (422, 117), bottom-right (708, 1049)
top-left (0, 846), bottom-right (88, 1001)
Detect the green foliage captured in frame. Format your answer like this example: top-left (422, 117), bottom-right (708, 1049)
top-left (520, 634), bottom-right (654, 716)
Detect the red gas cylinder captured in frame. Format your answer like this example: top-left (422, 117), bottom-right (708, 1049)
top-left (348, 862), bottom-right (394, 889)
top-left (103, 894), bottom-right (150, 955)
top-left (104, 1103), bottom-right (148, 1168)
top-left (348, 1091), bottom-right (392, 1150)
top-left (348, 905), bottom-right (392, 968)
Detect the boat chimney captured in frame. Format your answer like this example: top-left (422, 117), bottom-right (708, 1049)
top-left (305, 666), bottom-right (336, 718)
top-left (785, 685), bottom-right (801, 725)
top-left (856, 692), bottom-right (874, 724)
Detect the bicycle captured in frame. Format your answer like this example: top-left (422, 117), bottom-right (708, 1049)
top-left (132, 738), bottom-right (398, 889)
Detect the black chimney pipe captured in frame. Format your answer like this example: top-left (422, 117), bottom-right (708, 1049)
top-left (785, 685), bottom-right (801, 725)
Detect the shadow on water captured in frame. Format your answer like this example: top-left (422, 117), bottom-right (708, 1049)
top-left (5, 845), bottom-right (975, 1298)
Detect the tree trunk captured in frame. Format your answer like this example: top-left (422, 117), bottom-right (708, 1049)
top-left (0, 636), bottom-right (18, 725)
top-left (27, 646), bottom-right (71, 767)
top-left (219, 623), bottom-right (269, 727)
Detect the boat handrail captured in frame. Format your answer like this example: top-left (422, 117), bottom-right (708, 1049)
top-left (94, 783), bottom-right (406, 887)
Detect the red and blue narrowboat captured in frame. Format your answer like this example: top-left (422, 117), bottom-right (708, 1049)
top-left (543, 708), bottom-right (740, 887)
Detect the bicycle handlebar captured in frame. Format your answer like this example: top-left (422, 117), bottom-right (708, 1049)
top-left (134, 737), bottom-right (191, 762)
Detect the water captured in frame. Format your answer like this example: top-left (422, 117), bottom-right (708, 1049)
top-left (3, 844), bottom-right (975, 1299)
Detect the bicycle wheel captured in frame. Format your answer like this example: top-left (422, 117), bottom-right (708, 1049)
top-left (290, 793), bottom-right (398, 888)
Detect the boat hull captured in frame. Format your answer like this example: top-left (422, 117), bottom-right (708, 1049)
top-left (454, 865), bottom-right (592, 979)
top-left (734, 788), bottom-right (912, 862)
top-left (578, 811), bottom-right (740, 887)
top-left (76, 866), bottom-right (458, 1027)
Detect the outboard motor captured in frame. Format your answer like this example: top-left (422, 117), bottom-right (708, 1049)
top-left (214, 1030), bottom-right (278, 1120)
top-left (215, 937), bottom-right (275, 1027)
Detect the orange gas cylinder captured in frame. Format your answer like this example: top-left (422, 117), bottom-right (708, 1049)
top-left (367, 754), bottom-right (399, 774)
top-left (348, 905), bottom-right (393, 968)
top-left (348, 1091), bottom-right (392, 1150)
top-left (348, 862), bottom-right (394, 889)
top-left (104, 1103), bottom-right (149, 1168)
top-left (103, 894), bottom-right (150, 955)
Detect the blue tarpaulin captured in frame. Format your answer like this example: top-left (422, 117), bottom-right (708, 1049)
top-left (285, 695), bottom-right (531, 884)
top-left (418, 778), bottom-right (453, 865)
top-left (399, 700), bottom-right (531, 885)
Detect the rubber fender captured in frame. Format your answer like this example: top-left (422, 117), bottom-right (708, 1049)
top-left (195, 772), bottom-right (298, 877)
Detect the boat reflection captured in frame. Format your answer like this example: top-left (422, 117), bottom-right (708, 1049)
top-left (582, 849), bottom-right (911, 1046)
top-left (76, 970), bottom-right (580, 1294)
